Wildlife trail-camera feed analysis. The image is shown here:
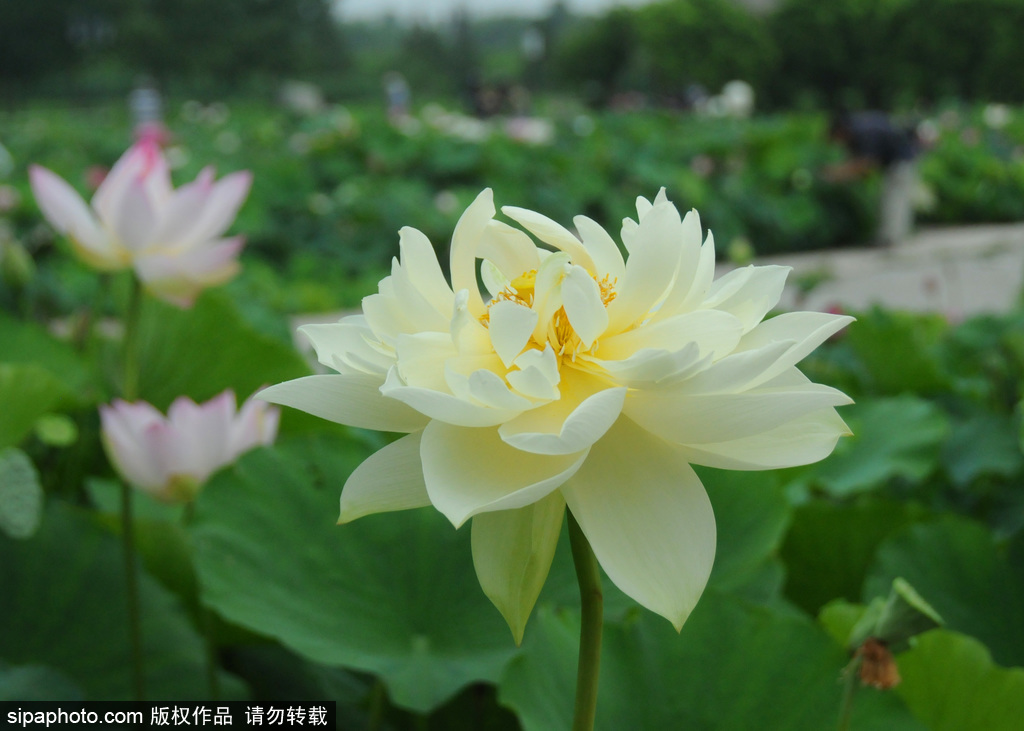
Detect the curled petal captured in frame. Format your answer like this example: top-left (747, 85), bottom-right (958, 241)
top-left (572, 214), bottom-right (625, 281)
top-left (561, 265), bottom-right (609, 349)
top-left (498, 372), bottom-right (625, 455)
top-left (300, 318), bottom-right (396, 376)
top-left (397, 226), bottom-right (454, 317)
top-left (501, 205), bottom-right (597, 274)
top-left (605, 201), bottom-right (682, 334)
top-left (449, 189), bottom-right (495, 318)
top-left (478, 220), bottom-right (542, 282)
top-left (382, 366), bottom-right (523, 428)
top-left (488, 300), bottom-right (539, 368)
top-left (507, 345), bottom-right (560, 401)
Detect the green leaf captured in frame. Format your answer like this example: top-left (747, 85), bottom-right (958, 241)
top-left (499, 594), bottom-right (925, 731)
top-left (0, 447), bottom-right (43, 539)
top-left (0, 312), bottom-right (91, 395)
top-left (0, 663), bottom-right (84, 701)
top-left (819, 599), bottom-right (868, 647)
top-left (33, 413), bottom-right (79, 447)
top-left (131, 291), bottom-right (310, 412)
top-left (942, 413), bottom-right (1023, 487)
top-left (0, 364), bottom-right (70, 450)
top-left (897, 631), bottom-right (1024, 731)
top-left (0, 502), bottom-right (243, 699)
top-left (865, 517), bottom-right (1024, 668)
top-left (698, 468), bottom-right (791, 597)
top-left (807, 397), bottom-right (949, 496)
top-left (781, 499), bottom-right (927, 614)
top-left (190, 435), bottom-right (518, 713)
top-left (846, 309), bottom-right (950, 394)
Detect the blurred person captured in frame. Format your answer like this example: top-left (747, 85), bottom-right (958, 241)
top-left (824, 110), bottom-right (921, 246)
top-left (384, 71), bottom-right (411, 121)
top-left (129, 75), bottom-right (170, 146)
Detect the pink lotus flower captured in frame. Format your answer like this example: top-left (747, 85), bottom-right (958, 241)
top-left (30, 139), bottom-right (251, 307)
top-left (100, 390), bottom-right (279, 503)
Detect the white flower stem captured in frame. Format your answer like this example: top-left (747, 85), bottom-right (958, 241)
top-left (568, 510), bottom-right (603, 731)
top-left (121, 274), bottom-right (145, 700)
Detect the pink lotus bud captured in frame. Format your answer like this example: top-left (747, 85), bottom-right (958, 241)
top-left (30, 139), bottom-right (251, 307)
top-left (99, 390), bottom-right (279, 503)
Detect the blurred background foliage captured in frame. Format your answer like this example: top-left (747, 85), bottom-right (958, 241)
top-left (4, 0), bottom-right (1024, 106)
top-left (3, 0), bottom-right (1024, 727)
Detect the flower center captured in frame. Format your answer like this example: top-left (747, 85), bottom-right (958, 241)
top-left (482, 268), bottom-right (618, 361)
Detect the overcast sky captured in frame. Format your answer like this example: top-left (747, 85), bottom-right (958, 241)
top-left (336, 0), bottom-right (655, 23)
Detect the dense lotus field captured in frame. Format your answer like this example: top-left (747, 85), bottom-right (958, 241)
top-left (2, 99), bottom-right (1024, 316)
top-left (1, 100), bottom-right (1023, 728)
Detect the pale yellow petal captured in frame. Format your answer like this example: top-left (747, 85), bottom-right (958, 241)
top-left (421, 421), bottom-right (587, 527)
top-left (258, 374), bottom-right (428, 432)
top-left (339, 432), bottom-right (430, 522)
top-left (471, 491), bottom-right (565, 643)
top-left (561, 416), bottom-right (716, 631)
top-left (498, 371), bottom-right (625, 455)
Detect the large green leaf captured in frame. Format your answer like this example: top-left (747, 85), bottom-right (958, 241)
top-left (697, 468), bottom-right (791, 598)
top-left (0, 663), bottom-right (84, 701)
top-left (131, 291), bottom-right (310, 412)
top-left (0, 364), bottom-right (71, 450)
top-left (499, 594), bottom-right (925, 731)
top-left (190, 435), bottom-right (518, 713)
top-left (804, 397), bottom-right (949, 497)
top-left (0, 312), bottom-right (92, 395)
top-left (845, 309), bottom-right (951, 395)
top-left (941, 413), bottom-right (1023, 487)
top-left (864, 516), bottom-right (1024, 668)
top-left (0, 447), bottom-right (43, 539)
top-left (0, 502), bottom-right (242, 700)
top-left (782, 499), bottom-right (928, 614)
top-left (897, 630), bottom-right (1024, 731)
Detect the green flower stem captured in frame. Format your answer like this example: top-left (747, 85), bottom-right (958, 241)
top-left (184, 502), bottom-right (221, 700)
top-left (568, 510), bottom-right (603, 731)
top-left (837, 655), bottom-right (862, 731)
top-left (121, 274), bottom-right (145, 700)
top-left (122, 275), bottom-right (143, 401)
top-left (120, 481), bottom-right (145, 700)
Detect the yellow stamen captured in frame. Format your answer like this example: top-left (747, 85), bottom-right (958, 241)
top-left (481, 268), bottom-right (618, 361)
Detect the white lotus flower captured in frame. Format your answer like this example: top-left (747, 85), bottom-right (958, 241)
top-left (260, 188), bottom-right (853, 640)
top-left (100, 390), bottom-right (279, 503)
top-left (30, 139), bottom-right (251, 307)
